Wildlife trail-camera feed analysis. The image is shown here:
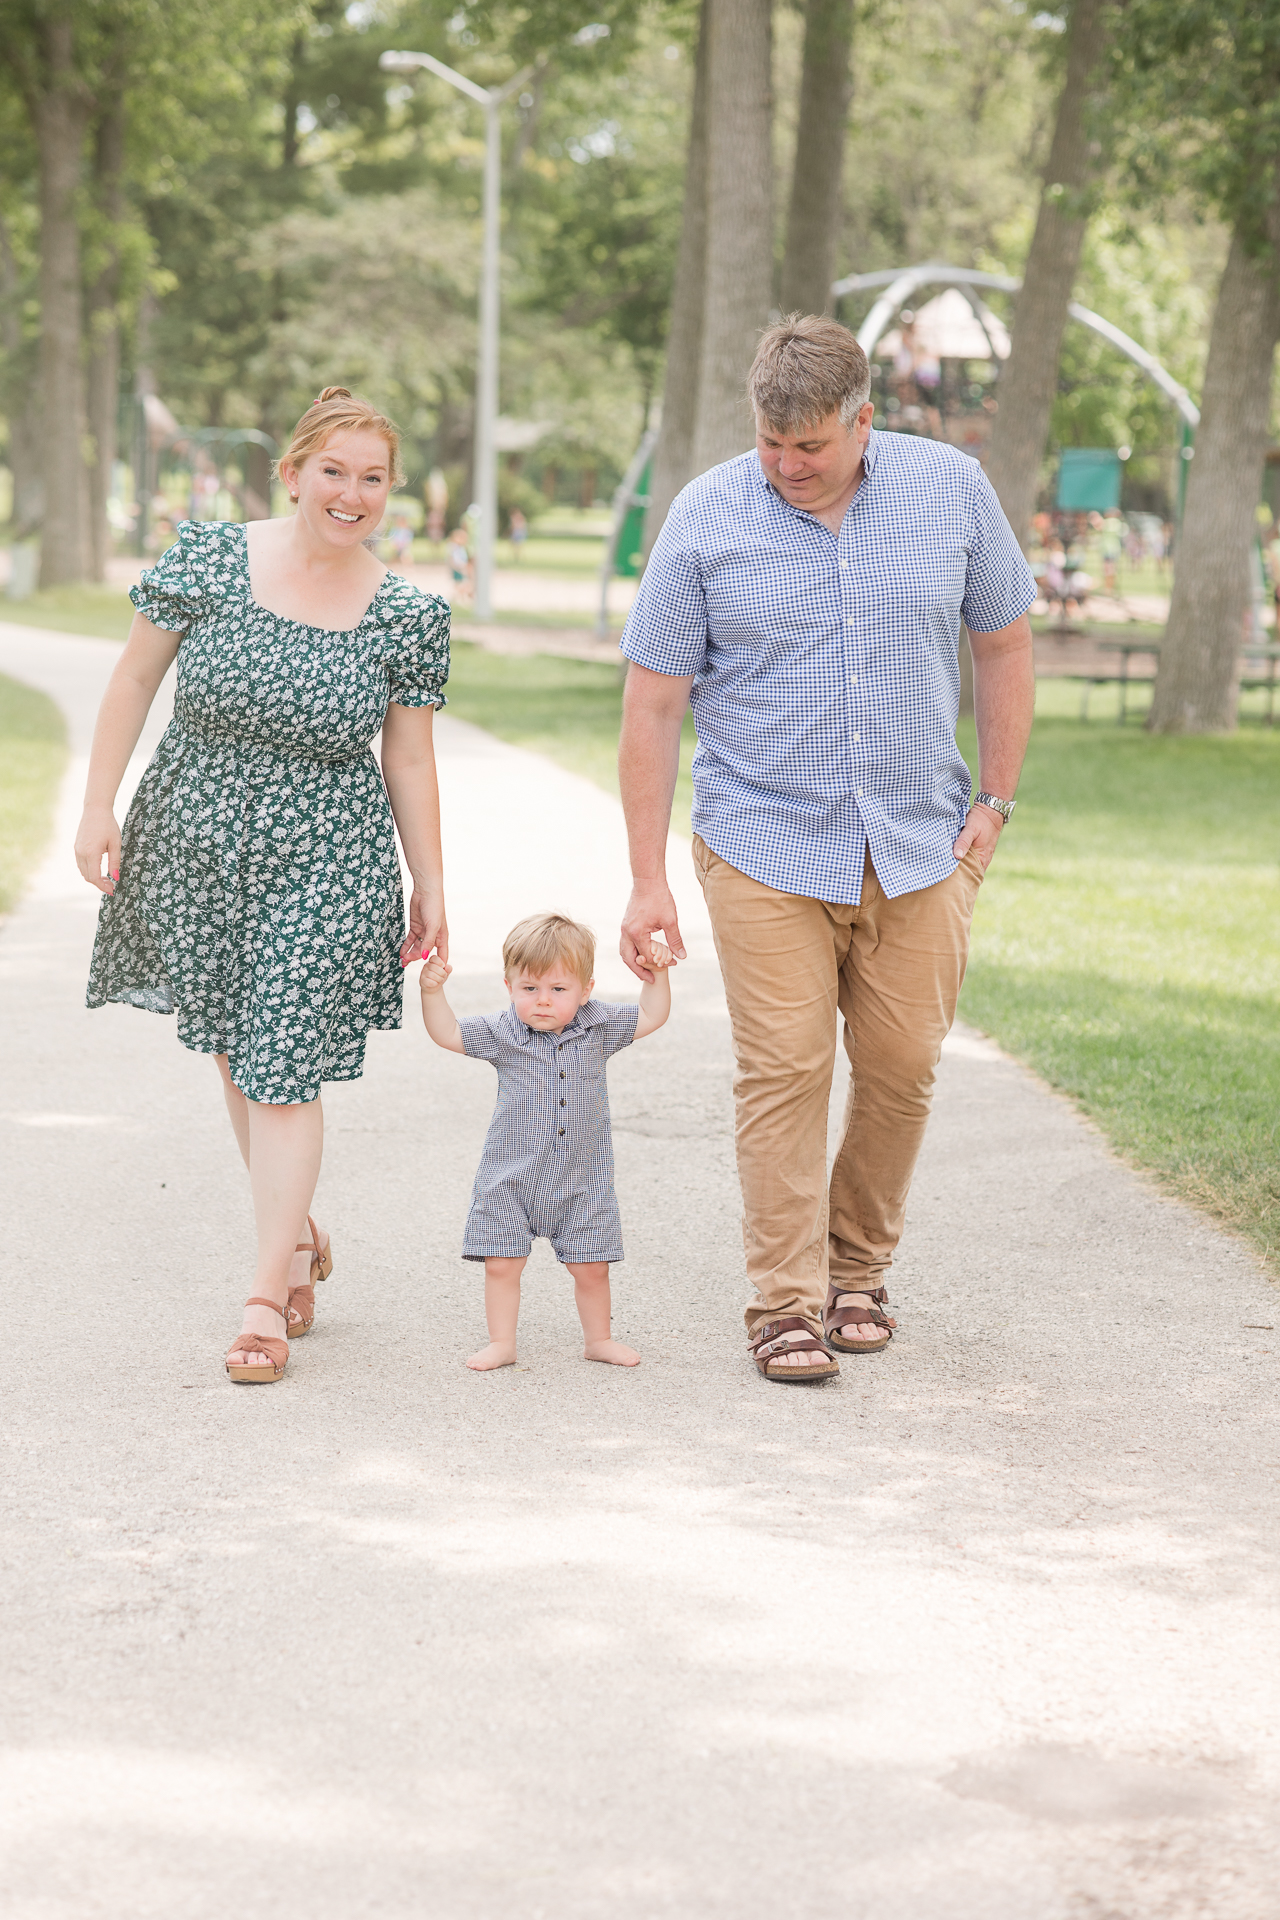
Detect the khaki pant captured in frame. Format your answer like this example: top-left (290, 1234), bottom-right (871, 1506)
top-left (692, 836), bottom-right (983, 1335)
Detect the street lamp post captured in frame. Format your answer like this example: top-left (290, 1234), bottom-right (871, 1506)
top-left (380, 49), bottom-right (530, 623)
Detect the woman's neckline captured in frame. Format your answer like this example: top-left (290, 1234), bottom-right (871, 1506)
top-left (239, 520), bottom-right (392, 634)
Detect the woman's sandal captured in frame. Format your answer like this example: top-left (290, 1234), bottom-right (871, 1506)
top-left (823, 1281), bottom-right (897, 1355)
top-left (287, 1214), bottom-right (333, 1339)
top-left (749, 1316), bottom-right (841, 1384)
top-left (225, 1299), bottom-right (290, 1383)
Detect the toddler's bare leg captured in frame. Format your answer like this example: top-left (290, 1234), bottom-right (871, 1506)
top-left (569, 1262), bottom-right (640, 1367)
top-left (468, 1258), bottom-right (525, 1371)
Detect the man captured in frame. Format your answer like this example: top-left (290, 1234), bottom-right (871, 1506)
top-left (617, 315), bottom-right (1036, 1383)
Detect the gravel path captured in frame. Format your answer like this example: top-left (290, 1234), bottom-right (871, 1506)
top-left (2, 626), bottom-right (1277, 1920)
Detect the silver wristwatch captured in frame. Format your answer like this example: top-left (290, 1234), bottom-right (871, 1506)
top-left (973, 790), bottom-right (1016, 822)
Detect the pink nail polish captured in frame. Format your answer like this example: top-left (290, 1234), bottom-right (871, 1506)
top-left (111, 869), bottom-right (119, 881)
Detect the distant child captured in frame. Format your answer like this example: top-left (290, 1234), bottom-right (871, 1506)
top-left (389, 513), bottom-right (414, 568)
top-left (446, 526), bottom-right (471, 601)
top-left (420, 912), bottom-right (673, 1372)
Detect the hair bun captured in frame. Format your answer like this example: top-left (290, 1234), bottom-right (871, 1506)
top-left (316, 385), bottom-right (353, 404)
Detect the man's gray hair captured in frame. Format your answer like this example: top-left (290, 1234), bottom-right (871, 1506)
top-left (747, 313), bottom-right (872, 433)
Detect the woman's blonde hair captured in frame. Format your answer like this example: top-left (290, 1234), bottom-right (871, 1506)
top-left (275, 385), bottom-right (405, 487)
top-left (503, 912), bottom-right (596, 989)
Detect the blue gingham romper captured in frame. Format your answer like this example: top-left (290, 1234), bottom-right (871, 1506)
top-left (458, 999), bottom-right (639, 1264)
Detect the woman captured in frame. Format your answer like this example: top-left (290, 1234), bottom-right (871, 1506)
top-left (76, 387), bottom-right (449, 1383)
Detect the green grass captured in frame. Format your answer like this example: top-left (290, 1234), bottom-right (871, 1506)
top-left (0, 673), bottom-right (68, 915)
top-left (445, 639), bottom-right (696, 830)
top-left (0, 583), bottom-right (136, 640)
top-left (957, 690), bottom-right (1280, 1268)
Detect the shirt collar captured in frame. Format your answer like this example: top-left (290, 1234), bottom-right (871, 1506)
top-left (753, 427), bottom-right (878, 517)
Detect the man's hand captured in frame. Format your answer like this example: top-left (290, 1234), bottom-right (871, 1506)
top-left (952, 804), bottom-right (1004, 874)
top-left (620, 881), bottom-right (686, 983)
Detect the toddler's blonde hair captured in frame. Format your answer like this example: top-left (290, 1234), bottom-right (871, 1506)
top-left (503, 912), bottom-right (595, 989)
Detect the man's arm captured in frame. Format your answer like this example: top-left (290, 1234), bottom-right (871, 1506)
top-left (618, 662), bottom-right (695, 981)
top-left (954, 612), bottom-right (1035, 872)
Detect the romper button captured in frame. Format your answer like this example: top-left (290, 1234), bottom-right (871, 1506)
top-left (559, 1098), bottom-right (565, 1107)
top-left (558, 1127), bottom-right (565, 1136)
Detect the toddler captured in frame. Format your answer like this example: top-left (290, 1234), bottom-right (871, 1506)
top-left (421, 911), bottom-right (673, 1371)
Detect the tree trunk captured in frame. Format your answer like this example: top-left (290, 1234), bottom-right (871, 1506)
top-left (31, 17), bottom-right (92, 587)
top-left (0, 215), bottom-right (44, 539)
top-left (983, 0), bottom-right (1110, 550)
top-left (85, 86), bottom-right (126, 583)
top-left (780, 0), bottom-right (854, 317)
top-left (1147, 221), bottom-right (1280, 734)
top-left (690, 0), bottom-right (774, 475)
top-left (642, 2), bottom-right (710, 557)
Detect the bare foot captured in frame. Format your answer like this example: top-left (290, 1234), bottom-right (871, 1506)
top-left (584, 1338), bottom-right (640, 1367)
top-left (467, 1341), bottom-right (517, 1371)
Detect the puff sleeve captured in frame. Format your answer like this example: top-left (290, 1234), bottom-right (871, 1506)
top-left (385, 588), bottom-right (450, 711)
top-left (128, 520), bottom-right (227, 635)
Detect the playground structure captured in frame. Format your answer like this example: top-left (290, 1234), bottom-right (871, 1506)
top-left (596, 262), bottom-right (1202, 633)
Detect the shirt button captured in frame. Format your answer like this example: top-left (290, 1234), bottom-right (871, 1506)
top-left (852, 732), bottom-right (860, 743)
top-left (849, 674), bottom-right (858, 685)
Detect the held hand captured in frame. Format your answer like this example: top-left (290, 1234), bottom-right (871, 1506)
top-left (420, 954), bottom-right (452, 995)
top-left (75, 805), bottom-right (121, 895)
top-left (646, 940), bottom-right (676, 972)
top-left (401, 887), bottom-right (447, 968)
top-left (620, 881), bottom-right (686, 983)
top-left (953, 805), bottom-right (1004, 874)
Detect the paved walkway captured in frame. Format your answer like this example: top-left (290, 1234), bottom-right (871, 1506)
top-left (2, 627), bottom-right (1278, 1920)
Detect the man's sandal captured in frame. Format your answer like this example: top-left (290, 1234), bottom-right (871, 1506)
top-left (823, 1281), bottom-right (897, 1355)
top-left (287, 1214), bottom-right (333, 1339)
top-left (749, 1316), bottom-right (841, 1384)
top-left (225, 1299), bottom-right (290, 1383)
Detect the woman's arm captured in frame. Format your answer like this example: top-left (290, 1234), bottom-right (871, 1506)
top-left (381, 701), bottom-right (448, 968)
top-left (74, 612), bottom-right (183, 895)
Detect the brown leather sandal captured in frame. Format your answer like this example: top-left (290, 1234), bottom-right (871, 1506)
top-left (749, 1316), bottom-right (840, 1384)
top-left (287, 1214), bottom-right (332, 1339)
top-left (225, 1299), bottom-right (290, 1383)
top-left (823, 1281), bottom-right (897, 1355)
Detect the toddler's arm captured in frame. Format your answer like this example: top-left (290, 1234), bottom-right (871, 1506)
top-left (419, 954), bottom-right (465, 1054)
top-left (634, 941), bottom-right (674, 1040)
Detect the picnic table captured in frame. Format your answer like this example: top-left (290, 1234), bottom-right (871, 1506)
top-left (1080, 637), bottom-right (1161, 723)
top-left (1078, 638), bottom-right (1280, 724)
top-left (1241, 643), bottom-right (1280, 725)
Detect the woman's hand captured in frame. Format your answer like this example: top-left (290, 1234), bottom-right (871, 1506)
top-left (75, 805), bottom-right (121, 895)
top-left (400, 886), bottom-right (448, 969)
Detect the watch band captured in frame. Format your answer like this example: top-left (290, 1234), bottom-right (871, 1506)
top-left (973, 790), bottom-right (1016, 822)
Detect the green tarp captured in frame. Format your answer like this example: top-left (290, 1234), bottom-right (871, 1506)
top-left (1056, 448), bottom-right (1122, 512)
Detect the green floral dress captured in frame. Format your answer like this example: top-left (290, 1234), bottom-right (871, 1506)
top-left (87, 520), bottom-right (450, 1104)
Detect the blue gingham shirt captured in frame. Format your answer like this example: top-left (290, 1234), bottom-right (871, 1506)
top-left (621, 431), bottom-right (1036, 902)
